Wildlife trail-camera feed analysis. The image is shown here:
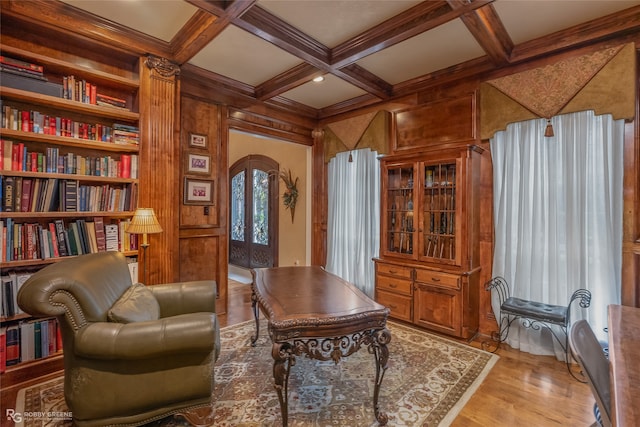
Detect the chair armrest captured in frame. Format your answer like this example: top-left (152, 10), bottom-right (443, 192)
top-left (74, 312), bottom-right (219, 360)
top-left (149, 280), bottom-right (217, 317)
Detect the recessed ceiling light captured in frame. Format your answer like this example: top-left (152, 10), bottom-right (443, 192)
top-left (312, 76), bottom-right (324, 83)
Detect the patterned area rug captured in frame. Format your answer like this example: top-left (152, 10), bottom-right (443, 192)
top-left (15, 320), bottom-right (497, 426)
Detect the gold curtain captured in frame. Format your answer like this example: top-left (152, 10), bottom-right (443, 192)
top-left (480, 42), bottom-right (636, 140)
top-left (323, 110), bottom-right (391, 162)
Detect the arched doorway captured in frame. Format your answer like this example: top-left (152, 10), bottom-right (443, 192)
top-left (229, 155), bottom-right (279, 268)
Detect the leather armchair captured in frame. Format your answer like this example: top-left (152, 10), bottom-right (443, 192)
top-left (17, 251), bottom-right (220, 427)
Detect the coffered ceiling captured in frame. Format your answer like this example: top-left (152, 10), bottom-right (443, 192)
top-left (10, 0), bottom-right (640, 118)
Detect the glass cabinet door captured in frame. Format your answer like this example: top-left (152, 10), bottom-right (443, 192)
top-left (384, 164), bottom-right (416, 256)
top-left (419, 161), bottom-right (458, 264)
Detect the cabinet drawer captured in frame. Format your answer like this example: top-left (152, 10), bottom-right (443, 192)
top-left (376, 263), bottom-right (412, 279)
top-left (414, 269), bottom-right (460, 289)
top-left (377, 274), bottom-right (412, 296)
top-left (376, 290), bottom-right (412, 322)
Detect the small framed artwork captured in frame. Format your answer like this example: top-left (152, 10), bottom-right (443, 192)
top-left (189, 133), bottom-right (208, 149)
top-left (186, 153), bottom-right (211, 174)
top-left (184, 178), bottom-right (214, 205)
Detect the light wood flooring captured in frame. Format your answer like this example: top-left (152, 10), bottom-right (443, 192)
top-left (0, 279), bottom-right (596, 427)
top-left (224, 279), bottom-right (596, 426)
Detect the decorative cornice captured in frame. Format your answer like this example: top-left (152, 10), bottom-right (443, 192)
top-left (145, 55), bottom-right (180, 78)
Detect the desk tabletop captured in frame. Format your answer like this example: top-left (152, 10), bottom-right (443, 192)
top-left (608, 304), bottom-right (640, 427)
top-left (252, 266), bottom-right (389, 339)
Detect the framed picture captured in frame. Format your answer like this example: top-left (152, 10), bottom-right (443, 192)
top-left (189, 133), bottom-right (208, 149)
top-left (186, 153), bottom-right (211, 174)
top-left (184, 178), bottom-right (214, 205)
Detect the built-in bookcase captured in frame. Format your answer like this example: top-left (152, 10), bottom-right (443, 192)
top-left (0, 43), bottom-right (141, 384)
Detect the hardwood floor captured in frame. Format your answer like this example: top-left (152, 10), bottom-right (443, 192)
top-left (224, 279), bottom-right (596, 426)
top-left (1, 279), bottom-right (596, 427)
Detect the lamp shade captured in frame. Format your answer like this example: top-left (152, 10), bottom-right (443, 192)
top-left (126, 208), bottom-right (163, 235)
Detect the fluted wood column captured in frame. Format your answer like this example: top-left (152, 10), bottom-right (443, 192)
top-left (139, 55), bottom-right (180, 284)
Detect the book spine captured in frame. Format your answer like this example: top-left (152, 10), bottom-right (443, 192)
top-left (5, 325), bottom-right (20, 366)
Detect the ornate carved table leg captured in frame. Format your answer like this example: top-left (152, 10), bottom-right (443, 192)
top-left (272, 342), bottom-right (295, 427)
top-left (371, 328), bottom-right (391, 426)
top-left (250, 290), bottom-right (260, 346)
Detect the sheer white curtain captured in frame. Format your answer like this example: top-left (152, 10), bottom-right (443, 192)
top-left (325, 148), bottom-right (380, 297)
top-left (491, 110), bottom-right (623, 359)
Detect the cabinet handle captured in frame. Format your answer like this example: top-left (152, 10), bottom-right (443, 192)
top-left (389, 283), bottom-right (397, 288)
top-left (389, 304), bottom-right (397, 309)
top-left (432, 277), bottom-right (441, 282)
top-left (389, 269), bottom-right (398, 274)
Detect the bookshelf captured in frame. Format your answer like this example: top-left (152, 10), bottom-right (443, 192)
top-left (0, 43), bottom-right (141, 384)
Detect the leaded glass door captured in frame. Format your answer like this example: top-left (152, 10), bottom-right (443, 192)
top-left (229, 155), bottom-right (279, 268)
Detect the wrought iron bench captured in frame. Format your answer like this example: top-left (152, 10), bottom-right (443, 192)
top-left (484, 276), bottom-right (591, 381)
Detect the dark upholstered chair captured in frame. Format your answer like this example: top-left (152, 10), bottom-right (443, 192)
top-left (569, 320), bottom-right (612, 427)
top-left (17, 251), bottom-right (220, 427)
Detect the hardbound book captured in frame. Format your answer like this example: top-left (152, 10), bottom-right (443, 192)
top-left (0, 71), bottom-right (62, 97)
top-left (54, 219), bottom-right (69, 257)
top-left (105, 224), bottom-right (119, 251)
top-left (5, 324), bottom-right (20, 366)
top-left (19, 321), bottom-right (35, 363)
top-left (2, 176), bottom-right (14, 212)
top-left (93, 216), bottom-right (106, 252)
top-left (0, 327), bottom-right (6, 373)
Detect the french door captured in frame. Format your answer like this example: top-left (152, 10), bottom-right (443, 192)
top-left (229, 155), bottom-right (279, 268)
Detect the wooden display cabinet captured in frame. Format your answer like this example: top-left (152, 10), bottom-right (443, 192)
top-left (375, 145), bottom-right (482, 339)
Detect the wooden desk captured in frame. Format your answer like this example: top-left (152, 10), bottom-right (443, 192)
top-left (251, 266), bottom-right (391, 427)
top-left (608, 304), bottom-right (640, 427)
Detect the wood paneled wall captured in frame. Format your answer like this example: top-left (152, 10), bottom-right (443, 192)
top-left (178, 96), bottom-right (227, 314)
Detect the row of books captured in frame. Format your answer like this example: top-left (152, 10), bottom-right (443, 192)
top-left (1, 103), bottom-right (139, 145)
top-left (1, 139), bottom-right (138, 178)
top-left (0, 55), bottom-right (131, 111)
top-left (1, 271), bottom-right (31, 317)
top-left (0, 55), bottom-right (45, 81)
top-left (1, 176), bottom-right (137, 213)
top-left (63, 75), bottom-right (129, 110)
top-left (0, 318), bottom-right (61, 371)
top-left (112, 123), bottom-right (140, 145)
top-left (2, 256), bottom-right (138, 318)
top-left (1, 217), bottom-right (138, 263)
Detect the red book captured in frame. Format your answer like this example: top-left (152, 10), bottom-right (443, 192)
top-left (21, 110), bottom-right (30, 132)
top-left (20, 178), bottom-right (33, 212)
top-left (48, 319), bottom-right (56, 354)
top-left (90, 83), bottom-right (97, 105)
top-left (5, 325), bottom-right (19, 366)
top-left (31, 152), bottom-right (38, 172)
top-left (0, 56), bottom-right (44, 73)
top-left (121, 154), bottom-right (131, 178)
top-left (11, 143), bottom-right (19, 171)
top-left (55, 322), bottom-right (62, 352)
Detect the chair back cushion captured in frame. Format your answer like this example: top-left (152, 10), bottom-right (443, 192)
top-left (108, 283), bottom-right (160, 323)
top-left (18, 251), bottom-right (134, 326)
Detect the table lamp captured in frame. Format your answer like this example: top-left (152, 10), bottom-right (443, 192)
top-left (126, 208), bottom-right (163, 284)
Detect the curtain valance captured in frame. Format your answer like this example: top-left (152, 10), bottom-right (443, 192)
top-left (323, 110), bottom-right (391, 162)
top-left (480, 42), bottom-right (636, 140)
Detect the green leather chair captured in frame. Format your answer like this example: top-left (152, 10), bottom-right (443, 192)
top-left (17, 251), bottom-right (220, 427)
